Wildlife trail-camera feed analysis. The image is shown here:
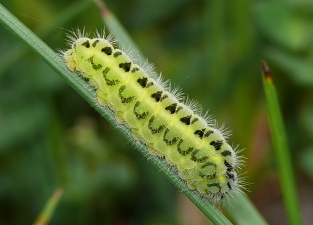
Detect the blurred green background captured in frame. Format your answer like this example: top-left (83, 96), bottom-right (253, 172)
top-left (1, 0), bottom-right (313, 224)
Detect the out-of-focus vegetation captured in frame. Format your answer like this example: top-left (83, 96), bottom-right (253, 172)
top-left (0, 0), bottom-right (312, 224)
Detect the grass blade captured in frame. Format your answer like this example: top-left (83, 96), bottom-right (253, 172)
top-left (93, 0), bottom-right (146, 63)
top-left (0, 4), bottom-right (232, 225)
top-left (225, 194), bottom-right (268, 225)
top-left (34, 189), bottom-right (63, 225)
top-left (261, 60), bottom-right (303, 225)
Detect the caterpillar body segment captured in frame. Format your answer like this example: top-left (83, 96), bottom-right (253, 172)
top-left (63, 32), bottom-right (243, 202)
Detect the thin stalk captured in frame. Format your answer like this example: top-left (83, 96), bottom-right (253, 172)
top-left (93, 0), bottom-right (146, 63)
top-left (225, 193), bottom-right (268, 225)
top-left (33, 188), bottom-right (63, 225)
top-left (261, 60), bottom-right (303, 225)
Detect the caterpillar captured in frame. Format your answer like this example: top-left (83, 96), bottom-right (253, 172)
top-left (61, 29), bottom-right (244, 202)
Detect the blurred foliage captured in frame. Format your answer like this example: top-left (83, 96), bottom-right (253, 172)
top-left (0, 0), bottom-right (313, 224)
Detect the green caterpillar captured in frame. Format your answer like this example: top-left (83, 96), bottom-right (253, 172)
top-left (62, 30), bottom-right (243, 202)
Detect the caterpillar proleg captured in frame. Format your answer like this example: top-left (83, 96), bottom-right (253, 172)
top-left (61, 29), bottom-right (244, 202)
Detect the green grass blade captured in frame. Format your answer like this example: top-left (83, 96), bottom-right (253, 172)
top-left (34, 189), bottom-right (63, 225)
top-left (261, 61), bottom-right (303, 225)
top-left (225, 194), bottom-right (268, 225)
top-left (93, 0), bottom-right (146, 63)
top-left (0, 4), bottom-right (232, 225)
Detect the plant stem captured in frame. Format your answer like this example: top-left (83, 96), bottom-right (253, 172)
top-left (261, 60), bottom-right (303, 225)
